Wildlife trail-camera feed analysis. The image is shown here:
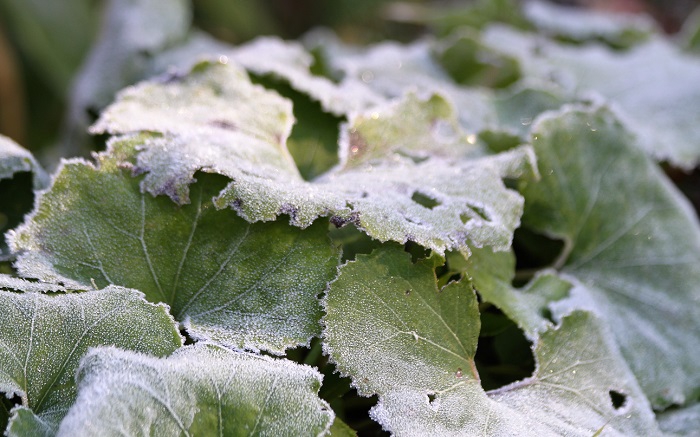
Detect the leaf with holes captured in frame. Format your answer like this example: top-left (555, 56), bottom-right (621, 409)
top-left (57, 344), bottom-right (333, 436)
top-left (9, 155), bottom-right (338, 355)
top-left (0, 283), bottom-right (181, 436)
top-left (323, 246), bottom-right (660, 435)
top-left (518, 106), bottom-right (700, 408)
top-left (90, 61), bottom-right (537, 255)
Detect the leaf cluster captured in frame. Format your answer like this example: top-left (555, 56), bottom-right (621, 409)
top-left (1, 1), bottom-right (700, 435)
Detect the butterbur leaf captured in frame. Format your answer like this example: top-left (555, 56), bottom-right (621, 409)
top-left (0, 136), bottom-right (48, 259)
top-left (323, 246), bottom-right (481, 396)
top-left (10, 157), bottom-right (338, 354)
top-left (519, 106), bottom-right (700, 407)
top-left (57, 344), bottom-right (334, 437)
top-left (0, 284), bottom-right (181, 435)
top-left (63, 0), bottom-right (191, 157)
top-left (230, 36), bottom-right (383, 116)
top-left (0, 135), bottom-right (47, 187)
top-left (370, 312), bottom-right (660, 436)
top-left (523, 1), bottom-right (656, 48)
top-left (461, 246), bottom-right (571, 340)
top-left (323, 249), bottom-right (659, 435)
top-left (91, 61), bottom-right (536, 255)
top-left (657, 403), bottom-right (700, 436)
top-left (482, 25), bottom-right (700, 168)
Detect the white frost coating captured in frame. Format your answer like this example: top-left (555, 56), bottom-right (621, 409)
top-left (0, 134), bottom-right (48, 188)
top-left (309, 34), bottom-right (502, 135)
top-left (230, 36), bottom-right (384, 116)
top-left (524, 1), bottom-right (657, 42)
top-left (657, 403), bottom-right (700, 436)
top-left (92, 62), bottom-right (537, 255)
top-left (482, 25), bottom-right (700, 168)
top-left (0, 274), bottom-right (69, 293)
top-left (57, 344), bottom-right (334, 437)
top-left (521, 106), bottom-right (700, 407)
top-left (9, 158), bottom-right (337, 355)
top-left (0, 287), bottom-right (181, 434)
top-left (324, 249), bottom-right (660, 436)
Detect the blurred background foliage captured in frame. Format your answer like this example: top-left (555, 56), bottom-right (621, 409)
top-left (1, 0), bottom-right (699, 165)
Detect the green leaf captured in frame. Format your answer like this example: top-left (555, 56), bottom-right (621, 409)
top-left (63, 0), bottom-right (192, 157)
top-left (657, 403), bottom-right (700, 436)
top-left (523, 1), bottom-right (656, 49)
top-left (308, 30), bottom-right (569, 140)
top-left (57, 344), bottom-right (334, 436)
top-left (0, 283), bottom-right (181, 435)
top-left (0, 134), bottom-right (48, 189)
top-left (1, 136), bottom-right (48, 259)
top-left (230, 37), bottom-right (382, 116)
top-left (679, 6), bottom-right (700, 53)
top-left (462, 246), bottom-right (571, 340)
top-left (434, 28), bottom-right (521, 89)
top-left (10, 158), bottom-right (338, 354)
top-left (323, 246), bottom-right (660, 435)
top-left (90, 61), bottom-right (536, 255)
top-left (328, 417), bottom-right (357, 437)
top-left (519, 106), bottom-right (700, 407)
top-left (324, 246), bottom-right (481, 396)
top-left (482, 25), bottom-right (700, 168)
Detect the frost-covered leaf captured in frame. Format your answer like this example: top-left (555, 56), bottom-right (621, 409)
top-left (1, 136), bottom-right (48, 259)
top-left (433, 28), bottom-right (521, 89)
top-left (63, 0), bottom-right (191, 157)
top-left (0, 285), bottom-right (181, 436)
top-left (523, 1), bottom-right (656, 48)
top-left (57, 344), bottom-right (333, 437)
top-left (482, 25), bottom-right (700, 168)
top-left (519, 106), bottom-right (700, 407)
top-left (0, 135), bottom-right (47, 187)
top-left (657, 403), bottom-right (700, 437)
top-left (323, 246), bottom-right (660, 436)
top-left (324, 246), bottom-right (481, 396)
top-left (460, 246), bottom-right (571, 339)
top-left (231, 37), bottom-right (382, 116)
top-left (382, 0), bottom-right (530, 37)
top-left (9, 157), bottom-right (338, 354)
top-left (308, 31), bottom-right (569, 138)
top-left (90, 61), bottom-right (536, 254)
top-left (680, 6), bottom-right (700, 53)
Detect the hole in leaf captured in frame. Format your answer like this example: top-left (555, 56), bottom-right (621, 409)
top-left (427, 393), bottom-right (437, 404)
top-left (249, 74), bottom-right (341, 181)
top-left (512, 227), bottom-right (566, 286)
top-left (0, 171), bottom-right (34, 255)
top-left (609, 390), bottom-right (627, 410)
top-left (411, 191), bottom-right (441, 209)
top-left (467, 204), bottom-right (490, 221)
top-left (475, 303), bottom-right (535, 391)
top-left (479, 130), bottom-right (523, 153)
top-left (0, 261), bottom-right (16, 276)
top-left (179, 328), bottom-right (196, 346)
top-left (285, 340), bottom-right (386, 435)
top-left (308, 47), bottom-right (341, 82)
top-left (1, 391), bottom-right (22, 430)
top-left (329, 222), bottom-right (382, 263)
top-left (396, 150), bottom-right (430, 164)
top-left (540, 307), bottom-right (555, 324)
top-left (404, 241), bottom-right (431, 263)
